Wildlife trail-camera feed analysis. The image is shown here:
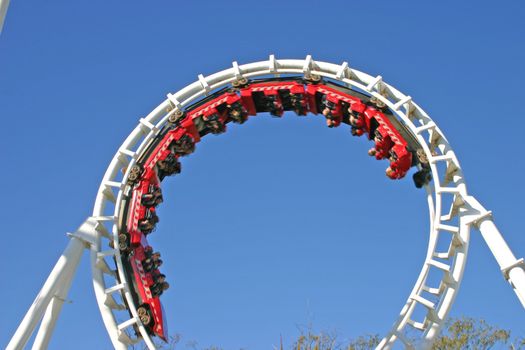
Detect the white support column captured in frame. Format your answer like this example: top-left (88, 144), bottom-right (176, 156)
top-left (0, 0), bottom-right (10, 34)
top-left (30, 297), bottom-right (66, 350)
top-left (6, 236), bottom-right (86, 350)
top-left (477, 218), bottom-right (525, 308)
top-left (31, 243), bottom-right (83, 350)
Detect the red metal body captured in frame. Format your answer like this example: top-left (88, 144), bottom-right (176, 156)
top-left (126, 174), bottom-right (161, 246)
top-left (373, 125), bottom-right (395, 160)
top-left (306, 83), bottom-right (412, 176)
top-left (240, 81), bottom-right (306, 116)
top-left (306, 84), bottom-right (365, 114)
top-left (187, 92), bottom-right (242, 132)
top-left (129, 244), bottom-right (168, 341)
top-left (352, 115), bottom-right (367, 136)
top-left (142, 127), bottom-right (199, 179)
top-left (388, 144), bottom-right (413, 179)
top-left (306, 84), bottom-right (368, 128)
top-left (189, 92), bottom-right (241, 120)
top-left (362, 107), bottom-right (412, 176)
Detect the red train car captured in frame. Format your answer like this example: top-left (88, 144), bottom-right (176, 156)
top-left (240, 81), bottom-right (307, 117)
top-left (388, 144), bottom-right (413, 179)
top-left (186, 91), bottom-right (248, 134)
top-left (307, 82), bottom-right (413, 179)
top-left (369, 125), bottom-right (395, 160)
top-left (361, 107), bottom-right (413, 179)
top-left (306, 84), bottom-right (367, 128)
top-left (119, 174), bottom-right (161, 251)
top-left (124, 242), bottom-right (169, 341)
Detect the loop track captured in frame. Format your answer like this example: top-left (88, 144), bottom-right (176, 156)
top-left (88, 56), bottom-right (510, 350)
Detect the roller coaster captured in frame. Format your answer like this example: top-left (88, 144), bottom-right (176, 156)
top-left (7, 56), bottom-right (525, 350)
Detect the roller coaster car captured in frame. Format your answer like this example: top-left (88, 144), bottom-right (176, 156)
top-left (370, 126), bottom-right (395, 160)
top-left (362, 107), bottom-right (383, 140)
top-left (348, 104), bottom-right (367, 136)
top-left (126, 244), bottom-right (169, 342)
top-left (137, 124), bottom-right (199, 184)
top-left (306, 84), bottom-right (366, 127)
top-left (320, 94), bottom-right (343, 127)
top-left (224, 93), bottom-right (249, 124)
top-left (121, 175), bottom-right (161, 250)
top-left (280, 89), bottom-right (307, 116)
top-left (187, 93), bottom-right (235, 135)
top-left (350, 116), bottom-right (366, 136)
top-left (241, 88), bottom-right (283, 117)
top-left (387, 144), bottom-right (413, 179)
top-left (361, 107), bottom-right (415, 179)
top-left (240, 82), bottom-right (306, 117)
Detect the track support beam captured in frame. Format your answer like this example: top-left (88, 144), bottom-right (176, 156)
top-left (477, 218), bottom-right (525, 308)
top-left (0, 0), bottom-right (10, 34)
top-left (6, 219), bottom-right (96, 350)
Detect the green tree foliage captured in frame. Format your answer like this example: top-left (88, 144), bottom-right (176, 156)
top-left (292, 331), bottom-right (381, 350)
top-left (432, 317), bottom-right (511, 350)
top-left (291, 317), bottom-right (523, 350)
top-left (132, 317), bottom-right (524, 349)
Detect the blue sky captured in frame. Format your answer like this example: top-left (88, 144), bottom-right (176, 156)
top-left (1, 1), bottom-right (524, 349)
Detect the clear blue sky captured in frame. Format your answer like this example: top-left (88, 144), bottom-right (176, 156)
top-left (1, 1), bottom-right (524, 349)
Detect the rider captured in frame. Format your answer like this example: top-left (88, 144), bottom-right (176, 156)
top-left (172, 134), bottom-right (196, 156)
top-left (138, 208), bottom-right (159, 235)
top-left (321, 94), bottom-right (343, 128)
top-left (151, 281), bottom-right (170, 297)
top-left (386, 145), bottom-right (412, 180)
top-left (141, 186), bottom-right (163, 207)
top-left (202, 109), bottom-right (226, 134)
top-left (349, 108), bottom-right (366, 137)
top-left (157, 152), bottom-right (181, 178)
top-left (144, 258), bottom-right (163, 272)
top-left (368, 126), bottom-right (394, 160)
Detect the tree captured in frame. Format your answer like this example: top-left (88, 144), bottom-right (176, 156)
top-left (292, 317), bottom-right (523, 350)
top-left (432, 317), bottom-right (511, 350)
top-left (131, 317), bottom-right (523, 349)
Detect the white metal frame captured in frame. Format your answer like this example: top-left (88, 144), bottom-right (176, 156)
top-left (0, 0), bottom-right (9, 34)
top-left (7, 56), bottom-right (525, 350)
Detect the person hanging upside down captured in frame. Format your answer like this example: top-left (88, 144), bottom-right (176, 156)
top-left (386, 145), bottom-right (412, 180)
top-left (144, 258), bottom-right (163, 272)
top-left (227, 101), bottom-right (248, 124)
top-left (321, 94), bottom-right (343, 128)
top-left (264, 94), bottom-right (284, 117)
top-left (142, 252), bottom-right (161, 269)
top-left (202, 110), bottom-right (226, 134)
top-left (349, 111), bottom-right (366, 136)
top-left (141, 187), bottom-right (163, 207)
top-left (157, 153), bottom-right (181, 178)
top-left (290, 93), bottom-right (307, 115)
top-left (152, 273), bottom-right (166, 284)
top-left (150, 281), bottom-right (170, 297)
top-left (138, 208), bottom-right (159, 235)
top-left (172, 134), bottom-right (195, 156)
top-left (368, 127), bottom-right (394, 160)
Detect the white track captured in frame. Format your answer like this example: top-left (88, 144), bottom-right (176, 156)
top-left (7, 56), bottom-right (525, 350)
